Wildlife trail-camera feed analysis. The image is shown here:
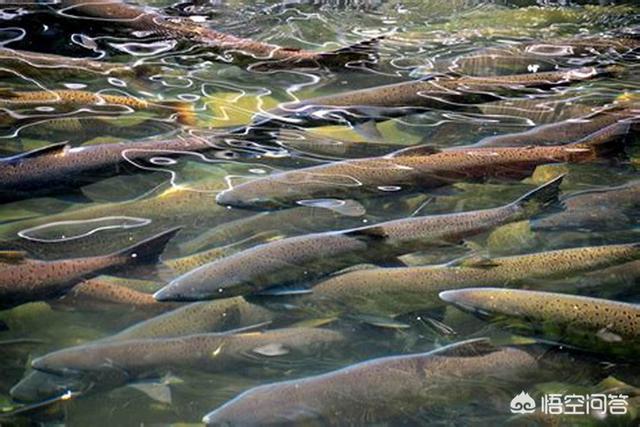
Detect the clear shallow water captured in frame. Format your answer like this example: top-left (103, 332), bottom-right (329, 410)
top-left (1, 0), bottom-right (640, 425)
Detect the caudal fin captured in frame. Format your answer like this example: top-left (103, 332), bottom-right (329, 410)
top-left (571, 121), bottom-right (631, 158)
top-left (162, 101), bottom-right (197, 126)
top-left (317, 36), bottom-right (384, 67)
top-left (512, 174), bottom-right (564, 217)
top-left (113, 227), bottom-right (181, 265)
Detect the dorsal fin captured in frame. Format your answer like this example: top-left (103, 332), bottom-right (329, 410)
top-left (388, 145), bottom-right (441, 158)
top-left (0, 250), bottom-right (27, 264)
top-left (431, 338), bottom-right (498, 357)
top-left (2, 142), bottom-right (69, 164)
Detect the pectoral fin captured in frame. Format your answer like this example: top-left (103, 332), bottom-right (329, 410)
top-left (253, 343), bottom-right (290, 357)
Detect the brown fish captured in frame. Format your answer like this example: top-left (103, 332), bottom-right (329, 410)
top-left (155, 175), bottom-right (563, 301)
top-left (298, 242), bottom-right (640, 317)
top-left (202, 338), bottom-right (538, 426)
top-left (440, 288), bottom-right (640, 356)
top-left (0, 136), bottom-right (216, 203)
top-left (251, 66), bottom-right (621, 130)
top-left (216, 126), bottom-right (618, 209)
top-left (31, 328), bottom-right (345, 385)
top-left (59, 0), bottom-right (379, 69)
top-left (474, 107), bottom-right (637, 147)
top-left (0, 227), bottom-right (178, 309)
top-left (532, 179), bottom-right (640, 231)
top-left (11, 296), bottom-right (275, 402)
top-left (0, 47), bottom-right (159, 80)
top-left (0, 89), bottom-right (195, 126)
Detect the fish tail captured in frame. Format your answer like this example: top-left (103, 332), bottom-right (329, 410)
top-left (162, 101), bottom-right (197, 126)
top-left (572, 121), bottom-right (631, 159)
top-left (317, 36), bottom-right (384, 66)
top-left (112, 227), bottom-right (181, 265)
top-left (512, 174), bottom-right (564, 218)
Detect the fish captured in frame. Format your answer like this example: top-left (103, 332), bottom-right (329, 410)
top-left (0, 136), bottom-right (216, 203)
top-left (154, 175), bottom-right (563, 301)
top-left (0, 227), bottom-right (179, 309)
top-left (49, 276), bottom-right (179, 315)
top-left (10, 296), bottom-right (276, 402)
top-left (201, 338), bottom-right (538, 426)
top-left (0, 47), bottom-right (159, 80)
top-left (0, 89), bottom-right (196, 126)
top-left (216, 123), bottom-right (619, 210)
top-left (177, 206), bottom-right (368, 254)
top-left (297, 242), bottom-right (640, 317)
top-left (474, 107), bottom-right (637, 147)
top-left (31, 327), bottom-right (345, 386)
top-left (0, 177), bottom-right (246, 242)
top-left (249, 66), bottom-right (621, 131)
top-left (434, 36), bottom-right (640, 76)
top-left (532, 179), bottom-right (640, 231)
top-left (439, 288), bottom-right (640, 356)
top-left (59, 0), bottom-right (380, 69)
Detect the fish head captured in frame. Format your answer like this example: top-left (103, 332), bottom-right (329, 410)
top-left (31, 344), bottom-right (131, 384)
top-left (10, 370), bottom-right (89, 403)
top-left (154, 268), bottom-right (255, 302)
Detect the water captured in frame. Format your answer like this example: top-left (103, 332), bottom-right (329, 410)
top-left (1, 0), bottom-right (640, 425)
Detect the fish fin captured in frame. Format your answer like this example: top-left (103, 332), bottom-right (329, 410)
top-left (256, 285), bottom-right (313, 296)
top-left (252, 343), bottom-right (290, 357)
top-left (331, 263), bottom-right (379, 275)
top-left (128, 382), bottom-right (173, 405)
top-left (221, 321), bottom-right (272, 335)
top-left (288, 317), bottom-right (338, 328)
top-left (422, 317), bottom-right (457, 336)
top-left (432, 337), bottom-right (498, 357)
top-left (161, 101), bottom-right (197, 126)
top-left (571, 121), bottom-right (630, 158)
top-left (353, 120), bottom-right (384, 142)
top-left (512, 174), bottom-right (564, 217)
top-left (351, 314), bottom-right (411, 329)
top-left (0, 250), bottom-right (27, 264)
top-left (449, 255), bottom-right (499, 269)
top-left (319, 36), bottom-right (384, 65)
top-left (111, 227), bottom-right (181, 264)
top-left (344, 225), bottom-right (389, 240)
top-left (2, 142), bottom-right (69, 164)
top-left (388, 145), bottom-right (441, 158)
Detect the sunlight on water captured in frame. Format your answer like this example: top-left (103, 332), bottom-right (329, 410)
top-left (1, 0), bottom-right (640, 425)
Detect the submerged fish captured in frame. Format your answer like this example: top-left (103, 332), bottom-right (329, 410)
top-left (50, 276), bottom-right (177, 314)
top-left (59, 0), bottom-right (379, 69)
top-left (0, 89), bottom-right (196, 127)
top-left (202, 338), bottom-right (538, 426)
top-left (437, 36), bottom-right (640, 76)
top-left (250, 66), bottom-right (621, 130)
top-left (298, 242), bottom-right (640, 317)
top-left (155, 176), bottom-right (563, 301)
top-left (440, 288), bottom-right (640, 355)
top-left (0, 177), bottom-right (246, 241)
top-left (0, 227), bottom-right (178, 309)
top-left (0, 136), bottom-right (216, 203)
top-left (216, 126), bottom-right (617, 209)
top-left (11, 296), bottom-right (275, 402)
top-left (31, 328), bottom-right (344, 386)
top-left (474, 107), bottom-right (637, 147)
top-left (532, 179), bottom-right (640, 231)
top-left (0, 47), bottom-right (159, 80)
